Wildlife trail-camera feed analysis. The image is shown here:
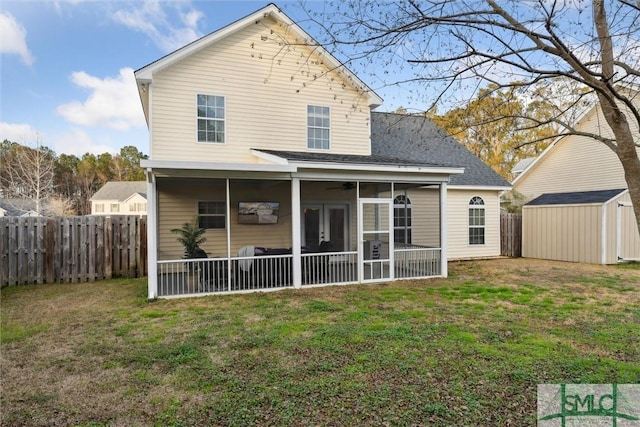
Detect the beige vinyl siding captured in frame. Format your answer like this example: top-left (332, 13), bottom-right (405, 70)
top-left (447, 190), bottom-right (501, 259)
top-left (514, 102), bottom-right (640, 202)
top-left (151, 16), bottom-right (371, 163)
top-left (523, 204), bottom-right (602, 263)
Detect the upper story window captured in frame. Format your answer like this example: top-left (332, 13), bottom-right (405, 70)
top-left (130, 202), bottom-right (146, 212)
top-left (197, 94), bottom-right (225, 143)
top-left (394, 195), bottom-right (412, 245)
top-left (307, 105), bottom-right (330, 150)
top-left (198, 201), bottom-right (226, 229)
top-left (468, 196), bottom-right (485, 245)
top-left (95, 204), bottom-right (104, 213)
top-left (110, 204), bottom-right (120, 213)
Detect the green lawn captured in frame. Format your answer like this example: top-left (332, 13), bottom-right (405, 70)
top-left (1, 259), bottom-right (639, 426)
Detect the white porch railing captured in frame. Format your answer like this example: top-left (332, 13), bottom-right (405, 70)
top-left (156, 248), bottom-right (440, 297)
top-left (157, 254), bottom-right (293, 296)
top-left (301, 251), bottom-right (358, 286)
top-left (394, 246), bottom-right (442, 279)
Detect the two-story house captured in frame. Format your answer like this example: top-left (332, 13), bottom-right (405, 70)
top-left (136, 4), bottom-right (511, 299)
top-left (90, 181), bottom-right (148, 216)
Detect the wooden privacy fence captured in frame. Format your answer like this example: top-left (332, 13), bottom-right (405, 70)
top-left (1, 216), bottom-right (147, 287)
top-left (500, 212), bottom-right (522, 258)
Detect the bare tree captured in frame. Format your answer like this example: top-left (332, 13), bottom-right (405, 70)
top-left (305, 0), bottom-right (640, 234)
top-left (0, 136), bottom-right (57, 216)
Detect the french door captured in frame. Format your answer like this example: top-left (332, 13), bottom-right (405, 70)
top-left (302, 204), bottom-right (349, 252)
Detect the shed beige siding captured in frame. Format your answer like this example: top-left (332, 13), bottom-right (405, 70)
top-left (523, 204), bottom-right (602, 264)
top-left (151, 16), bottom-right (371, 163)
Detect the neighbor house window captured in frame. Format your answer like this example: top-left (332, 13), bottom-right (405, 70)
top-left (394, 195), bottom-right (412, 245)
top-left (110, 204), bottom-right (119, 213)
top-left (197, 94), bottom-right (225, 143)
top-left (307, 105), bottom-right (330, 149)
top-left (198, 201), bottom-right (225, 229)
top-left (468, 196), bottom-right (485, 245)
top-left (95, 204), bottom-right (104, 213)
top-left (130, 202), bottom-right (146, 212)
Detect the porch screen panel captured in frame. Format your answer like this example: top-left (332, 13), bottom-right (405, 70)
top-left (361, 202), bottom-right (392, 281)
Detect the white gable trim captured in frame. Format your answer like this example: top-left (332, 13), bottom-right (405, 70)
top-left (135, 4), bottom-right (382, 107)
top-left (123, 192), bottom-right (147, 203)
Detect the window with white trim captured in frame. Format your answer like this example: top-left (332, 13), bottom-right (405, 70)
top-left (394, 195), bottom-right (412, 245)
top-left (110, 204), bottom-right (120, 213)
top-left (95, 204), bottom-right (104, 213)
top-left (307, 105), bottom-right (330, 149)
top-left (468, 196), bottom-right (485, 245)
top-left (198, 201), bottom-right (225, 229)
top-left (197, 95), bottom-right (225, 143)
top-left (130, 202), bottom-right (146, 212)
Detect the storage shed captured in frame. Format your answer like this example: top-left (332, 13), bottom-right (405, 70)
top-left (522, 188), bottom-right (640, 264)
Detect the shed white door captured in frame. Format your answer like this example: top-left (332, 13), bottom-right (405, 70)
top-left (618, 202), bottom-right (640, 261)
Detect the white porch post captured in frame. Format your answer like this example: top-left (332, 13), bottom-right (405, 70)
top-left (291, 177), bottom-right (302, 288)
top-left (226, 178), bottom-right (232, 290)
top-left (440, 181), bottom-right (448, 277)
top-left (146, 170), bottom-right (158, 299)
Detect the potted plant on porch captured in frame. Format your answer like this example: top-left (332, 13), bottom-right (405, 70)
top-left (171, 218), bottom-right (207, 292)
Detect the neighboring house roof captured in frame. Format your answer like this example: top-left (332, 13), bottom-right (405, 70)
top-left (0, 199), bottom-right (39, 216)
top-left (525, 188), bottom-right (627, 206)
top-left (135, 3), bottom-right (383, 117)
top-left (90, 181), bottom-right (147, 202)
top-left (370, 112), bottom-right (512, 188)
top-left (512, 157), bottom-right (535, 176)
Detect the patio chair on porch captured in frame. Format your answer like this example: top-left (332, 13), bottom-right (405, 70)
top-left (193, 248), bottom-right (227, 292)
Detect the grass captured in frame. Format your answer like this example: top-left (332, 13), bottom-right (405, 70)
top-left (1, 258), bottom-right (639, 426)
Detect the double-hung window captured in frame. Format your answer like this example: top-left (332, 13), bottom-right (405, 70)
top-left (468, 196), bottom-right (485, 245)
top-left (307, 105), bottom-right (330, 149)
top-left (198, 201), bottom-right (226, 229)
top-left (197, 95), bottom-right (225, 143)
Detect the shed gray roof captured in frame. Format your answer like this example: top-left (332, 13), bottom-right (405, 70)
top-left (526, 188), bottom-right (627, 206)
top-left (371, 112), bottom-right (511, 187)
top-left (91, 181), bottom-right (147, 201)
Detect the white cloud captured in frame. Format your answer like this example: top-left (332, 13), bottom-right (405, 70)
top-left (50, 128), bottom-right (117, 156)
top-left (56, 68), bottom-right (146, 131)
top-left (0, 12), bottom-right (35, 66)
top-left (111, 0), bottom-right (203, 52)
top-left (0, 122), bottom-right (41, 143)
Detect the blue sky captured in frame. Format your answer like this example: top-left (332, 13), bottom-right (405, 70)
top-left (1, 0), bottom-right (360, 157)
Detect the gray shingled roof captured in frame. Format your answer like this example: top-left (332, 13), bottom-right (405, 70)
top-left (371, 112), bottom-right (511, 187)
top-left (0, 199), bottom-right (38, 216)
top-left (255, 149), bottom-right (457, 168)
top-left (90, 181), bottom-right (147, 201)
top-left (526, 188), bottom-right (626, 206)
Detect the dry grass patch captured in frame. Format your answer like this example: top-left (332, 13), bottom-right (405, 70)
top-left (1, 260), bottom-right (639, 426)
